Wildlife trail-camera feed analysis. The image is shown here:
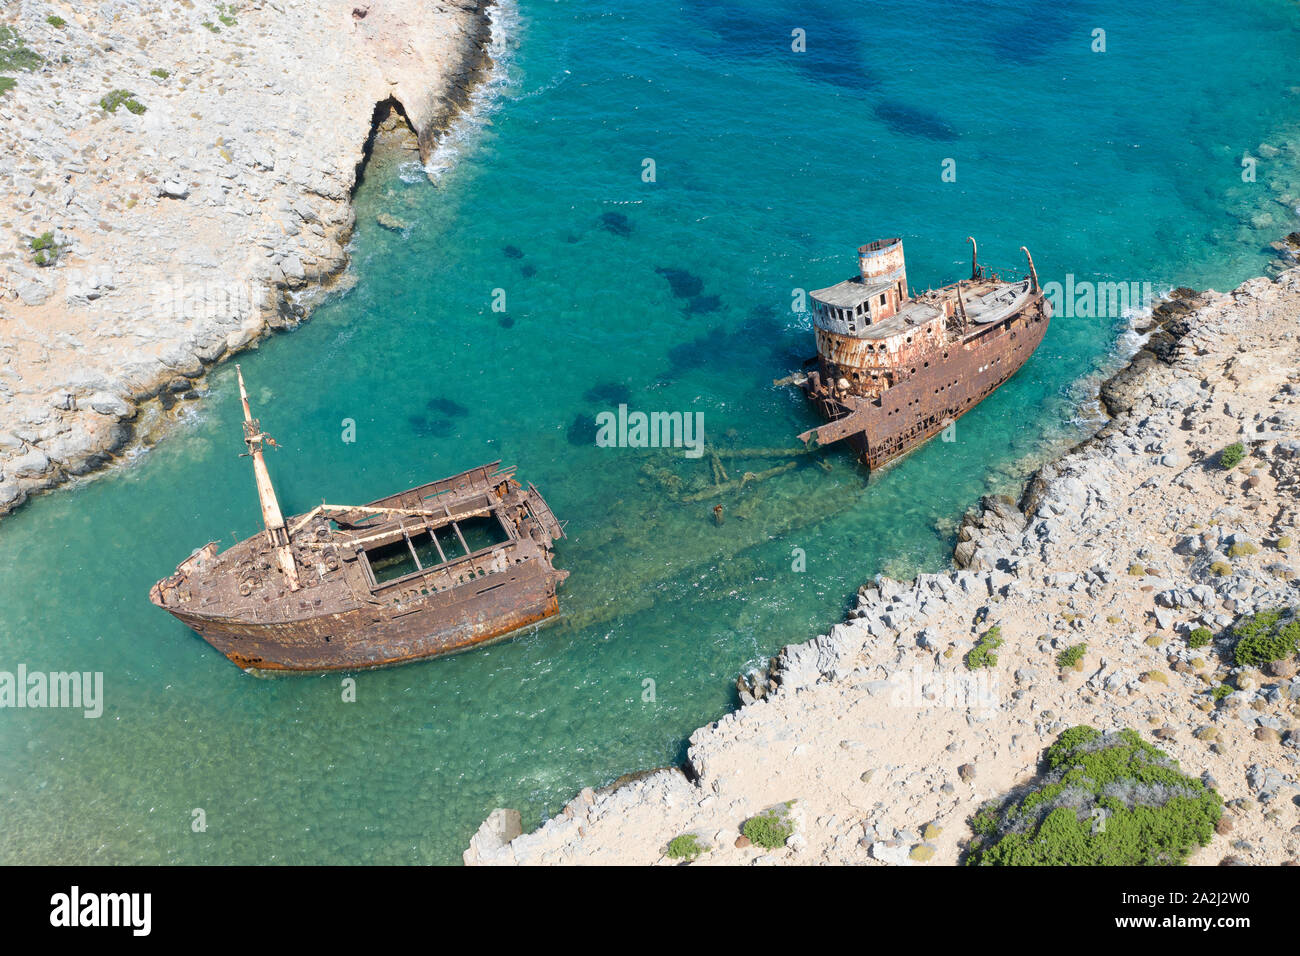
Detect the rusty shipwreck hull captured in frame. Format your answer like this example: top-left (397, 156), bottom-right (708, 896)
top-left (149, 367), bottom-right (567, 673)
top-left (169, 561), bottom-right (562, 672)
top-left (808, 295), bottom-right (1051, 469)
top-left (150, 461), bottom-right (568, 673)
top-left (786, 237), bottom-right (1052, 470)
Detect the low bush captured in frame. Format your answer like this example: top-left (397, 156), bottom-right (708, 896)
top-left (666, 833), bottom-right (708, 861)
top-left (1187, 627), bottom-right (1212, 650)
top-left (965, 726), bottom-right (1221, 866)
top-left (0, 26), bottom-right (43, 72)
top-left (967, 625), bottom-right (1003, 670)
top-left (1056, 643), bottom-right (1086, 669)
top-left (743, 803), bottom-right (795, 849)
top-left (1231, 607), bottom-right (1300, 668)
top-left (100, 88), bottom-right (146, 114)
top-left (1219, 443), bottom-right (1245, 469)
top-left (30, 231), bottom-right (65, 267)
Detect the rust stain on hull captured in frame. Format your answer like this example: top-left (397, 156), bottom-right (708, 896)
top-left (781, 237), bottom-right (1052, 469)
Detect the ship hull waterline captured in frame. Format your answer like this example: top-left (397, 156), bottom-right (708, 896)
top-left (167, 564), bottom-right (564, 673)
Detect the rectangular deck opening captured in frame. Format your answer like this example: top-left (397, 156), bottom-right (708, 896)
top-left (434, 525), bottom-right (467, 562)
top-left (364, 539), bottom-right (418, 584)
top-left (409, 531), bottom-right (443, 569)
top-left (458, 514), bottom-right (510, 552)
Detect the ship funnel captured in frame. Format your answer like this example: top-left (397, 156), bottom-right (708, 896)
top-left (858, 237), bottom-right (907, 299)
top-left (1020, 246), bottom-right (1039, 293)
top-left (235, 365), bottom-right (300, 592)
top-left (967, 236), bottom-right (980, 280)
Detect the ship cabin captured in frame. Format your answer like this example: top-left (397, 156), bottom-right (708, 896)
top-left (808, 236), bottom-right (913, 337)
top-left (808, 277), bottom-right (900, 336)
top-left (807, 238), bottom-right (955, 391)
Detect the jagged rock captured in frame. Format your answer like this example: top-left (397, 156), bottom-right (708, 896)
top-left (8, 449), bottom-right (51, 479)
top-left (88, 392), bottom-right (134, 419)
top-left (870, 841), bottom-right (912, 866)
top-left (463, 808), bottom-right (522, 866)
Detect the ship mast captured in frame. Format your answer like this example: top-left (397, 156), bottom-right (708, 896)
top-left (236, 365), bottom-right (301, 592)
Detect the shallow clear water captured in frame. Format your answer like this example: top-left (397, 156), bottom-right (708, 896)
top-left (3, 0), bottom-right (1300, 863)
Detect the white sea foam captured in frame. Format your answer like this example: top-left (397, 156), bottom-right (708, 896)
top-left (419, 0), bottom-right (523, 183)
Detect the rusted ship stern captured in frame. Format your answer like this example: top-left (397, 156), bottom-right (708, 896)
top-left (779, 237), bottom-right (1051, 469)
top-left (150, 367), bottom-right (567, 672)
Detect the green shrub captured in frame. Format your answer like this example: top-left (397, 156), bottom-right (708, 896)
top-left (1187, 627), bottom-right (1212, 650)
top-left (969, 804), bottom-right (1000, 837)
top-left (1231, 607), bottom-right (1300, 668)
top-left (966, 625), bottom-right (1003, 670)
top-left (1219, 443), bottom-right (1245, 469)
top-left (666, 833), bottom-right (708, 861)
top-left (46, 15), bottom-right (66, 28)
top-left (1128, 563), bottom-right (1145, 576)
top-left (216, 3), bottom-right (238, 27)
top-left (1278, 536), bottom-right (1292, 551)
top-left (30, 231), bottom-right (65, 267)
top-left (1210, 561), bottom-right (1231, 577)
top-left (150, 67), bottom-right (170, 79)
top-left (1211, 683), bottom-right (1232, 702)
top-left (743, 804), bottom-right (795, 849)
top-left (0, 26), bottom-right (43, 72)
top-left (100, 89), bottom-right (146, 114)
top-left (965, 726), bottom-right (1221, 866)
top-left (0, 77), bottom-right (14, 98)
top-left (1056, 643), bottom-right (1086, 669)
top-left (1228, 542), bottom-right (1258, 558)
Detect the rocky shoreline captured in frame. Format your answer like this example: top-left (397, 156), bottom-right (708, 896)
top-left (466, 259), bottom-right (1300, 866)
top-left (0, 0), bottom-right (498, 516)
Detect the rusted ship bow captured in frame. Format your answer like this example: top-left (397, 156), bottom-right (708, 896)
top-left (780, 237), bottom-right (1051, 469)
top-left (150, 367), bottom-right (567, 672)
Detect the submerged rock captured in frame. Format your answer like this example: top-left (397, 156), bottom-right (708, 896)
top-left (376, 212), bottom-right (410, 232)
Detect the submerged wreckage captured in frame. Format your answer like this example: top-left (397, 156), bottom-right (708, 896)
top-left (779, 237), bottom-right (1051, 469)
top-left (150, 367), bottom-right (567, 672)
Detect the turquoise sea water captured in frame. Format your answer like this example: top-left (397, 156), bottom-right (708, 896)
top-left (3, 0), bottom-right (1300, 864)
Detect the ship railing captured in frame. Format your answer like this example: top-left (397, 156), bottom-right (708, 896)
top-left (358, 461), bottom-right (513, 517)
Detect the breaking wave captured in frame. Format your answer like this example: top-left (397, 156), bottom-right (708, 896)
top-left (415, 0), bottom-right (522, 184)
